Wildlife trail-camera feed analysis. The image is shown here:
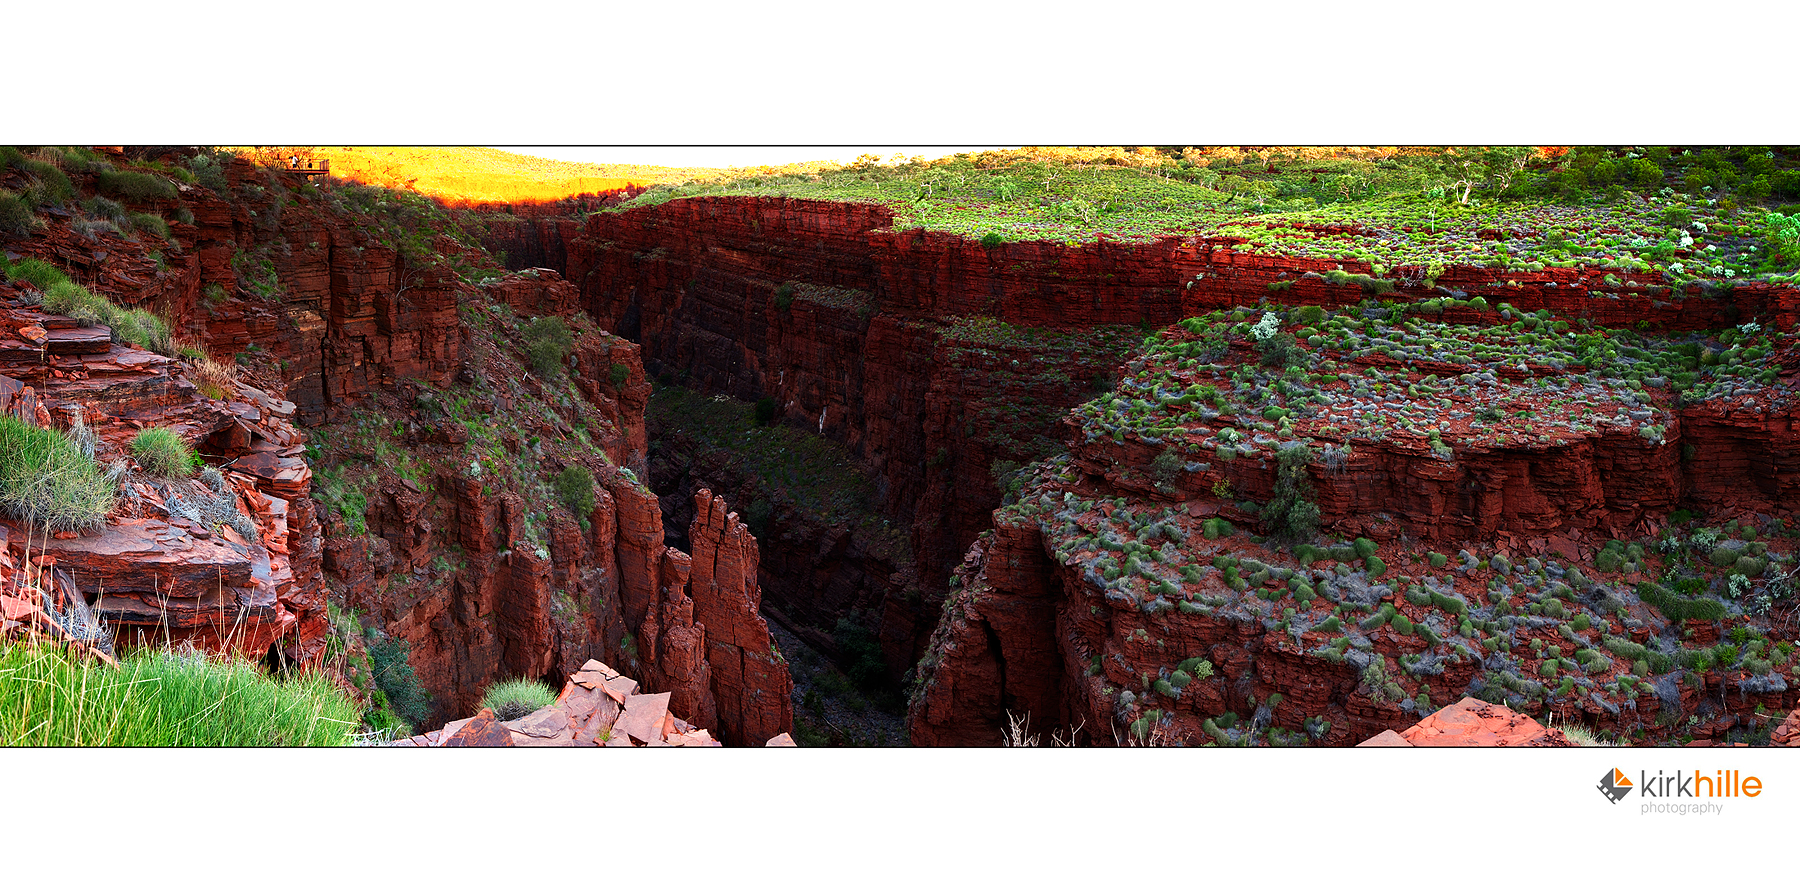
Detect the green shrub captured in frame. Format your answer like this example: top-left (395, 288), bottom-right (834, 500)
top-left (754, 396), bottom-right (778, 425)
top-left (1202, 517), bottom-right (1234, 540)
top-left (1392, 615), bottom-right (1415, 636)
top-left (369, 633), bottom-right (433, 729)
top-left (524, 316), bottom-right (574, 377)
top-left (96, 168), bottom-right (178, 202)
top-left (1259, 444), bottom-right (1319, 542)
top-left (1353, 537), bottom-right (1378, 559)
top-left (609, 362), bottom-right (630, 388)
top-left (774, 282), bottom-right (795, 311)
top-left (131, 427), bottom-right (194, 478)
top-left (553, 464), bottom-right (596, 519)
top-left (0, 415), bottom-right (117, 531)
top-left (1763, 212), bottom-right (1800, 269)
top-left (0, 189), bottom-right (33, 235)
top-left (1177, 657), bottom-right (1214, 679)
top-left (1595, 546), bottom-right (1624, 573)
top-left (1148, 449), bottom-right (1184, 492)
top-left (185, 151), bottom-right (229, 191)
top-left (479, 677), bottom-right (558, 722)
top-left (0, 639), bottom-right (359, 745)
top-left (1427, 551), bottom-right (1447, 568)
top-left (980, 232), bottom-right (1004, 249)
top-left (1366, 555), bottom-right (1387, 577)
top-left (1257, 332), bottom-right (1301, 368)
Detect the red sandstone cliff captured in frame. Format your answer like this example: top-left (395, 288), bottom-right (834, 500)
top-left (908, 321), bottom-right (1800, 746)
top-left (3, 151), bottom-right (792, 743)
top-left (473, 194), bottom-right (1800, 693)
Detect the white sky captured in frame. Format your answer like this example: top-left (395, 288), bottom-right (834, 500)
top-left (494, 146), bottom-right (1018, 169)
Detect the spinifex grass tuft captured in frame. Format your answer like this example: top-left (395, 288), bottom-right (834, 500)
top-left (0, 640), bottom-right (360, 745)
top-left (0, 414), bottom-right (116, 531)
top-left (131, 427), bottom-right (193, 478)
top-left (479, 677), bottom-right (557, 721)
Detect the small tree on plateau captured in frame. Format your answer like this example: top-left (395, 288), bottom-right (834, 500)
top-left (1480, 147), bottom-right (1535, 198)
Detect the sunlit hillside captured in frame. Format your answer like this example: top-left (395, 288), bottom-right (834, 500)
top-left (237, 146), bottom-right (854, 205)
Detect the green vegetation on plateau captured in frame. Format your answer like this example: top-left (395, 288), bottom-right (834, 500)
top-left (614, 146), bottom-right (1800, 285)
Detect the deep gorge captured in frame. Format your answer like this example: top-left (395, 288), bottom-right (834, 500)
top-left (9, 146), bottom-right (1800, 748)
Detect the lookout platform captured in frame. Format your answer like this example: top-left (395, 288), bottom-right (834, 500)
top-left (279, 158), bottom-right (330, 179)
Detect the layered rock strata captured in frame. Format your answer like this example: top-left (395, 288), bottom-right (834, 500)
top-left (477, 193), bottom-right (1800, 688)
top-left (909, 308), bottom-right (1800, 746)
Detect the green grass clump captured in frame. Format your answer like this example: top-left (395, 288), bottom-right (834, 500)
top-left (28, 261), bottom-right (173, 354)
top-left (479, 677), bottom-right (558, 721)
top-left (19, 158), bottom-right (74, 206)
top-left (524, 316), bottom-right (574, 377)
top-left (0, 640), bottom-right (359, 745)
top-left (131, 427), bottom-right (194, 478)
top-left (82, 195), bottom-right (127, 223)
top-left (128, 212), bottom-right (169, 239)
top-left (0, 189), bottom-right (34, 235)
top-left (554, 464), bottom-right (596, 519)
top-left (1636, 582), bottom-right (1726, 623)
top-left (5, 257), bottom-right (65, 290)
top-left (96, 168), bottom-right (178, 202)
top-left (42, 281), bottom-right (111, 324)
top-left (0, 415), bottom-right (116, 531)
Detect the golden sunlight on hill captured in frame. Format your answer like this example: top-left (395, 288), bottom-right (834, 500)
top-left (229, 147), bottom-right (871, 205)
top-left (242, 147), bottom-right (662, 203)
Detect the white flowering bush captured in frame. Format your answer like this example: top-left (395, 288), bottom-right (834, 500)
top-left (1249, 311), bottom-right (1280, 342)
